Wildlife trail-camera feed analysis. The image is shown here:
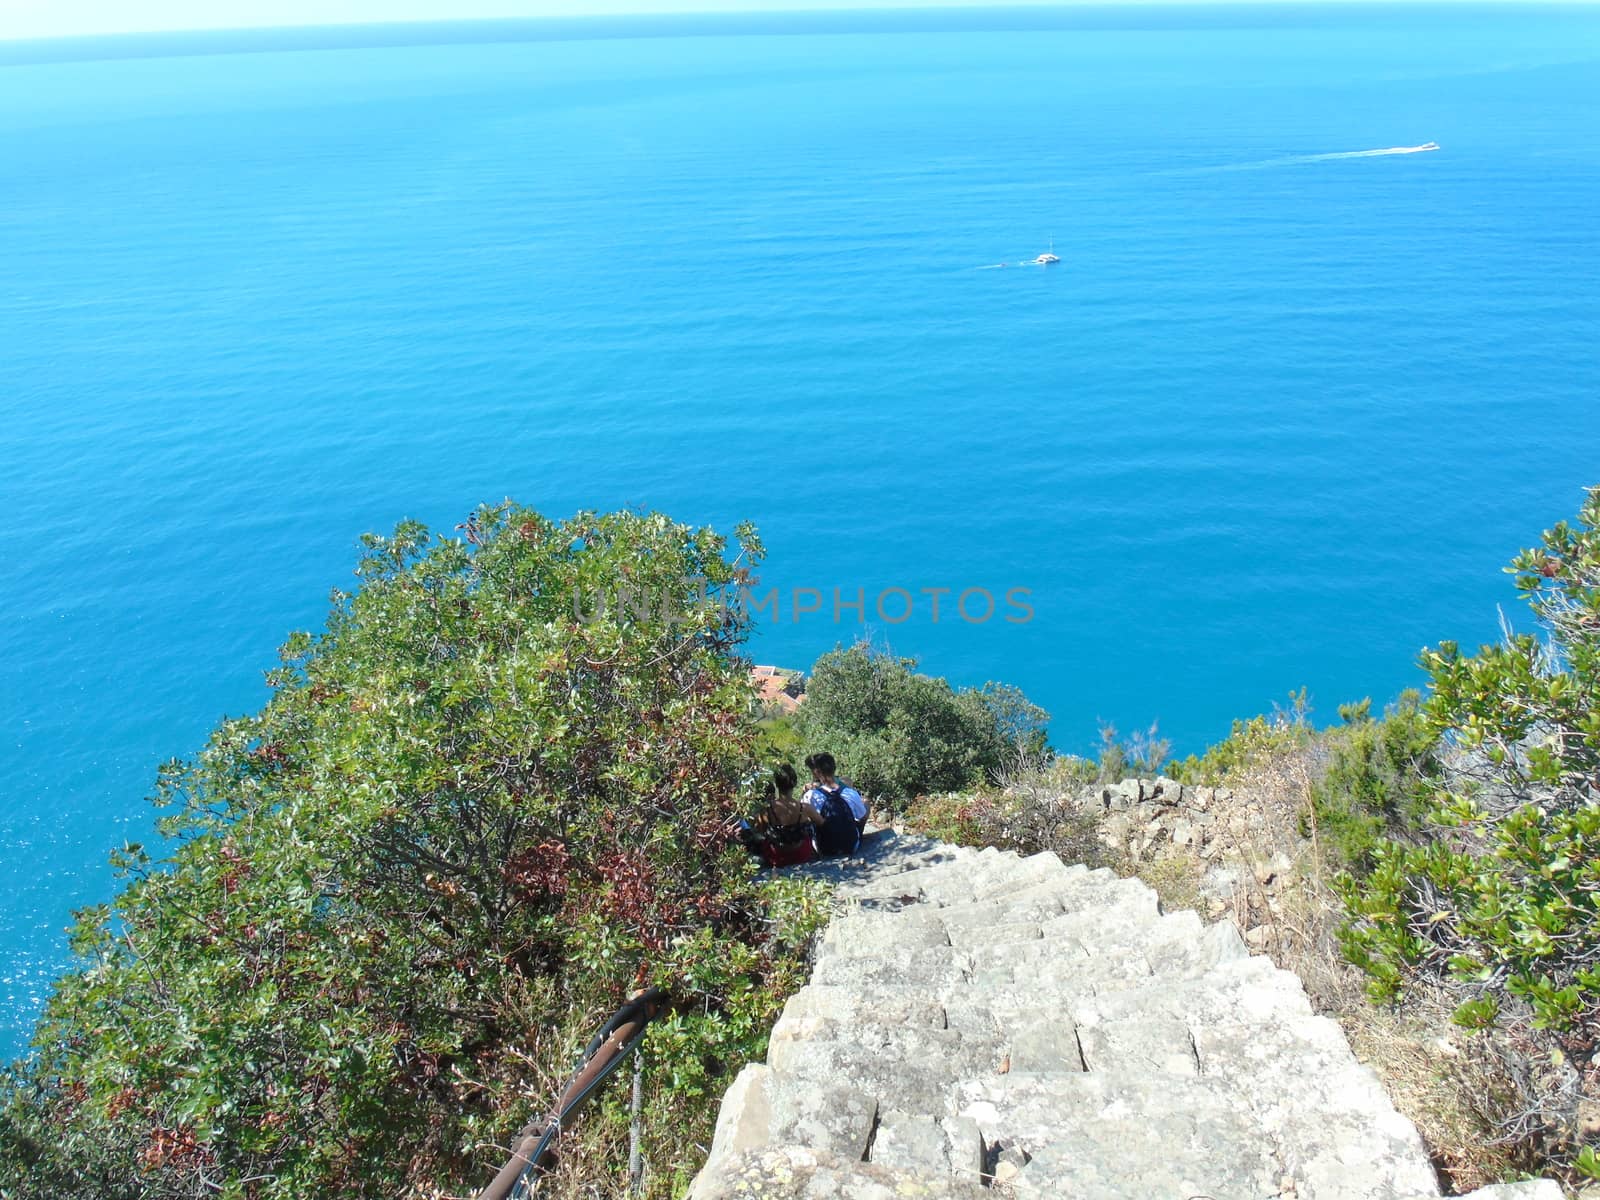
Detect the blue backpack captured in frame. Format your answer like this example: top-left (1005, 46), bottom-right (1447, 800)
top-left (814, 786), bottom-right (860, 857)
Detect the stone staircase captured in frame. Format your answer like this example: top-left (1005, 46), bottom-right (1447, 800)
top-left (689, 833), bottom-right (1561, 1200)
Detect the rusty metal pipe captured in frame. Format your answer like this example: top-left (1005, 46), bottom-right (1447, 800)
top-left (477, 988), bottom-right (670, 1200)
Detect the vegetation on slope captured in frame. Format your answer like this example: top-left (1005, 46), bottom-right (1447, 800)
top-left (0, 504), bottom-right (828, 1200)
top-left (7, 487), bottom-right (1599, 1196)
top-left (1341, 487), bottom-right (1600, 1184)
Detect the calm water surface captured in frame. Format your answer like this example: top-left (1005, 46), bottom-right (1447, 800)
top-left (2, 4), bottom-right (1598, 1054)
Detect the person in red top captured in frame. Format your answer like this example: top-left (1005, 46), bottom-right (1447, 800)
top-left (739, 763), bottom-right (822, 868)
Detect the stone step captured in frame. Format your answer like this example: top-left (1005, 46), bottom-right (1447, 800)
top-left (1194, 1010), bottom-right (1439, 1200)
top-left (839, 848), bottom-right (1026, 909)
top-left (796, 931), bottom-right (1268, 1049)
top-left (798, 844), bottom-right (974, 899)
top-left (692, 830), bottom-right (1467, 1200)
top-left (868, 1111), bottom-right (985, 1181)
top-left (959, 897), bottom-right (1180, 973)
top-left (1461, 1185), bottom-right (1565, 1200)
top-left (934, 871), bottom-right (1139, 948)
top-left (763, 1002), bottom-right (1417, 1198)
top-left (778, 984), bottom-right (950, 1030)
top-left (962, 850), bottom-right (1077, 901)
top-left (1074, 1010), bottom-right (1198, 1076)
top-left (817, 837), bottom-right (986, 886)
top-left (690, 1145), bottom-right (989, 1200)
top-left (1055, 958), bottom-right (1439, 1200)
top-left (811, 914), bottom-right (1229, 1001)
top-left (941, 915), bottom-right (1046, 950)
top-left (965, 947), bottom-right (1303, 1038)
top-left (936, 881), bottom-right (1138, 951)
top-left (920, 885), bottom-right (1087, 937)
top-left (1037, 873), bottom-right (1162, 924)
top-left (808, 945), bottom-right (969, 991)
top-left (765, 1027), bottom-right (1008, 1110)
top-left (820, 907), bottom-right (951, 956)
top-left (775, 984), bottom-right (1084, 1077)
top-left (793, 935), bottom-right (1264, 1048)
top-left (926, 871), bottom-right (1145, 935)
top-left (955, 1069), bottom-right (1282, 1198)
top-left (690, 1064), bottom-right (875, 1194)
top-left (1071, 951), bottom-right (1314, 1028)
top-left (969, 947), bottom-right (1155, 994)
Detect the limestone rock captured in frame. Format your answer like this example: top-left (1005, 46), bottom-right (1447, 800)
top-left (693, 1145), bottom-right (989, 1199)
top-left (1577, 1095), bottom-right (1600, 1136)
top-left (1454, 1183), bottom-right (1564, 1200)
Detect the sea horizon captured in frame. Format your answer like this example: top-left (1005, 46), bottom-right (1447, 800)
top-left (6, 1), bottom-right (1600, 60)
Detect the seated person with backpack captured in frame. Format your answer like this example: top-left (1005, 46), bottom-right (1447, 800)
top-left (802, 751), bottom-right (869, 857)
top-left (739, 763), bottom-right (822, 868)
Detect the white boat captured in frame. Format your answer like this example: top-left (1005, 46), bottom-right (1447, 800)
top-left (1032, 238), bottom-right (1061, 266)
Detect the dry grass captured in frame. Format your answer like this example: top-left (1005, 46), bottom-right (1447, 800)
top-left (430, 1123), bottom-right (639, 1200)
top-left (1134, 851), bottom-right (1204, 915)
top-left (531, 1123), bottom-right (639, 1200)
top-left (1343, 1000), bottom-right (1525, 1191)
top-left (420, 1004), bottom-right (655, 1200)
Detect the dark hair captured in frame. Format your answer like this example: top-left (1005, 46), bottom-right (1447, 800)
top-left (804, 751), bottom-right (836, 775)
top-left (773, 763), bottom-right (798, 792)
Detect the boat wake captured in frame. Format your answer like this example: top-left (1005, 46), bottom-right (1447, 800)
top-left (1205, 142), bottom-right (1441, 172)
top-left (1298, 142), bottom-right (1441, 162)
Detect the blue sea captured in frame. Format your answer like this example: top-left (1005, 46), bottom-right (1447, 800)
top-left (2, 3), bottom-right (1598, 1057)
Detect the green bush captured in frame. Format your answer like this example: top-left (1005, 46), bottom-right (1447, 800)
top-left (0, 504), bottom-right (824, 1200)
top-left (755, 710), bottom-right (805, 763)
top-left (1310, 690), bottom-right (1439, 869)
top-left (793, 644), bottom-right (1047, 808)
top-left (1339, 486), bottom-right (1600, 1176)
top-left (904, 789), bottom-right (1119, 872)
top-left (899, 792), bottom-right (991, 847)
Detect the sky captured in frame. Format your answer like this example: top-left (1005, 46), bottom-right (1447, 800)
top-left (0, 0), bottom-right (1540, 43)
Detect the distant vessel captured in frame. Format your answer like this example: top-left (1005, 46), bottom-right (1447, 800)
top-left (1414, 141), bottom-right (1441, 152)
top-left (1032, 239), bottom-right (1061, 266)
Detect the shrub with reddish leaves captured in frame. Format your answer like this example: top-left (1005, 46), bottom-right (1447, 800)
top-left (0, 505), bottom-right (823, 1200)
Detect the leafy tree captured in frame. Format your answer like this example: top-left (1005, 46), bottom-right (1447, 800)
top-left (977, 682), bottom-right (1051, 756)
top-left (0, 504), bottom-right (823, 1200)
top-left (793, 644), bottom-right (1047, 807)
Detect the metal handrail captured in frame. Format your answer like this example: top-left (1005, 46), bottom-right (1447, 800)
top-left (477, 987), bottom-right (672, 1200)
